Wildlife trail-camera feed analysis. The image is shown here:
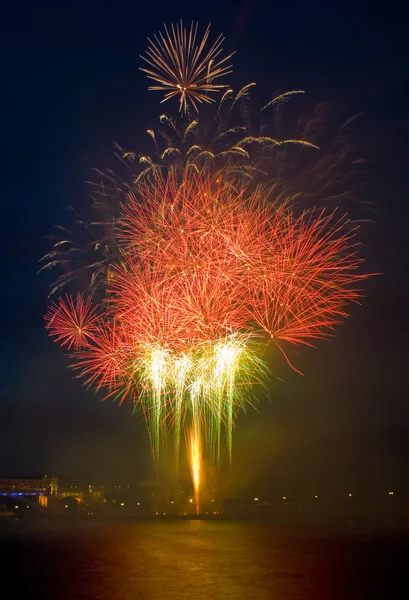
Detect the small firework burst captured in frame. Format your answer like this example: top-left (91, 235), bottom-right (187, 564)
top-left (140, 21), bottom-right (234, 113)
top-left (45, 292), bottom-right (100, 349)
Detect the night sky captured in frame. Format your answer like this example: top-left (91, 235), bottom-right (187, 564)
top-left (1, 1), bottom-right (409, 491)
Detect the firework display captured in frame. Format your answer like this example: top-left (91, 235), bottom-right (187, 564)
top-left (43, 22), bottom-right (369, 512)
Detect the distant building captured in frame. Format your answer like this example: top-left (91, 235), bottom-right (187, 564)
top-left (0, 476), bottom-right (104, 510)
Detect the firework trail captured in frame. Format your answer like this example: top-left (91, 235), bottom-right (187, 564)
top-left (188, 427), bottom-right (202, 514)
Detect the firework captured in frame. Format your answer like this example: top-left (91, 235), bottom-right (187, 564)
top-left (41, 85), bottom-right (366, 298)
top-left (42, 24), bottom-right (371, 508)
top-left (140, 21), bottom-right (234, 113)
top-left (45, 171), bottom-right (366, 470)
top-left (45, 293), bottom-right (100, 349)
top-left (38, 205), bottom-right (117, 298)
top-left (188, 427), bottom-right (202, 514)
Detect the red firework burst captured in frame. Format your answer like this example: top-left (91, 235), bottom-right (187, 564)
top-left (117, 172), bottom-right (365, 347)
top-left (45, 292), bottom-right (100, 349)
top-left (43, 167), bottom-right (371, 471)
top-left (45, 171), bottom-right (367, 389)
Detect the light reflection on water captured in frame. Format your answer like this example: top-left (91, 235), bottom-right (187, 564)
top-left (2, 520), bottom-right (407, 599)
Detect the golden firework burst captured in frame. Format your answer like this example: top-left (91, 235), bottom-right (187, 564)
top-left (140, 21), bottom-right (234, 113)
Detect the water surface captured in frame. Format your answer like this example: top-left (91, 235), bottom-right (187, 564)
top-left (2, 520), bottom-right (408, 599)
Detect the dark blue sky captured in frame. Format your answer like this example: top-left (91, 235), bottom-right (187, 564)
top-left (1, 0), bottom-right (409, 485)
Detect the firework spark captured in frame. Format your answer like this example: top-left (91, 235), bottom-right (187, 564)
top-left (140, 21), bottom-right (234, 113)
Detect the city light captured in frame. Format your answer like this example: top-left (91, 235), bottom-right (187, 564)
top-left (388, 491), bottom-right (394, 496)
top-left (254, 497), bottom-right (259, 501)
top-left (348, 493), bottom-right (353, 497)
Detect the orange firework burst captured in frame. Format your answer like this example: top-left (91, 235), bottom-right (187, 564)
top-left (45, 292), bottom-right (100, 349)
top-left (45, 170), bottom-right (368, 463)
top-left (140, 21), bottom-right (234, 113)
